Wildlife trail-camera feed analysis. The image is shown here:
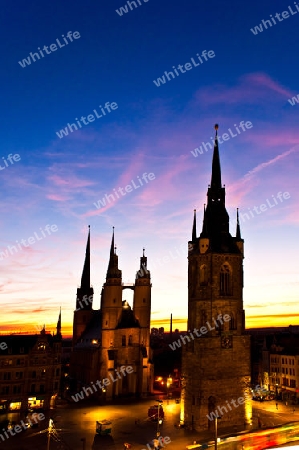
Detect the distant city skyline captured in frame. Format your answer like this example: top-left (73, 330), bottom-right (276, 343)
top-left (0, 0), bottom-right (298, 336)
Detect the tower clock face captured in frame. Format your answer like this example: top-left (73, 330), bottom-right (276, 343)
top-left (221, 336), bottom-right (232, 349)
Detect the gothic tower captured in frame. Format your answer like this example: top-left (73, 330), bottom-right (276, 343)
top-left (181, 125), bottom-right (251, 431)
top-left (73, 226), bottom-right (94, 346)
top-left (100, 228), bottom-right (123, 350)
top-left (133, 249), bottom-right (152, 393)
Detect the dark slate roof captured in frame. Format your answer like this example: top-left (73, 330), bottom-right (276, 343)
top-left (0, 333), bottom-right (56, 355)
top-left (74, 310), bottom-right (102, 348)
top-left (116, 302), bottom-right (140, 329)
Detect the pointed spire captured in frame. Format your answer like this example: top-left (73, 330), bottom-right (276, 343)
top-left (110, 226), bottom-right (115, 259)
top-left (210, 124), bottom-right (222, 190)
top-left (192, 209), bottom-right (197, 241)
top-left (81, 226), bottom-right (90, 289)
top-left (201, 204), bottom-right (207, 235)
top-left (56, 307), bottom-right (61, 336)
top-left (106, 227), bottom-right (121, 279)
top-left (236, 208), bottom-right (241, 240)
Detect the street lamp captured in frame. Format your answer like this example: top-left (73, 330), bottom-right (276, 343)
top-left (155, 399), bottom-right (163, 437)
top-left (215, 414), bottom-right (221, 450)
top-left (47, 418), bottom-right (54, 450)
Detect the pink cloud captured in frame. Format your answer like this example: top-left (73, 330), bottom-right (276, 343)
top-left (194, 72), bottom-right (293, 105)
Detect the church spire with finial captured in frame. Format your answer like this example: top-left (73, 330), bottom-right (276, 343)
top-left (81, 225), bottom-right (90, 289)
top-left (199, 125), bottom-right (231, 250)
top-left (106, 227), bottom-right (121, 279)
top-left (137, 247), bottom-right (149, 279)
top-left (210, 123), bottom-right (222, 192)
top-left (75, 226), bottom-right (93, 311)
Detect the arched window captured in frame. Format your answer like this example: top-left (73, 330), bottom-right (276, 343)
top-left (220, 263), bottom-right (232, 295)
top-left (199, 264), bottom-right (208, 285)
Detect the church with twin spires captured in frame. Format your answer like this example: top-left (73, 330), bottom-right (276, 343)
top-left (181, 125), bottom-right (252, 430)
top-left (70, 228), bottom-right (153, 399)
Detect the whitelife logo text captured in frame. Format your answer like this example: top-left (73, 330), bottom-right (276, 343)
top-left (18, 31), bottom-right (81, 68)
top-left (94, 173), bottom-right (155, 210)
top-left (71, 366), bottom-right (133, 402)
top-left (169, 314), bottom-right (231, 351)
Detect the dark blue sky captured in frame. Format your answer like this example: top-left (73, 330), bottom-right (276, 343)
top-left (0, 0), bottom-right (298, 334)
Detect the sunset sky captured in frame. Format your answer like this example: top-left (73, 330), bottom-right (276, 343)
top-left (0, 0), bottom-right (298, 337)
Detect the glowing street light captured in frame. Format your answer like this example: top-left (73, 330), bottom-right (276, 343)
top-left (155, 399), bottom-right (163, 437)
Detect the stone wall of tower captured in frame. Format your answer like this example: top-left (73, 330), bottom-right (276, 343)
top-left (73, 309), bottom-right (94, 346)
top-left (182, 244), bottom-right (251, 431)
top-left (101, 281), bottom-right (123, 336)
top-left (181, 334), bottom-right (251, 430)
top-left (188, 251), bottom-right (244, 334)
top-left (133, 277), bottom-right (151, 346)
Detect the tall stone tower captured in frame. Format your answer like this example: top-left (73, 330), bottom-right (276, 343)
top-left (133, 250), bottom-right (152, 394)
top-left (181, 125), bottom-right (251, 431)
top-left (101, 227), bottom-right (123, 351)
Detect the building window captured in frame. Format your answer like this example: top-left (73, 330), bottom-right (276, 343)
top-left (32, 371), bottom-right (36, 378)
top-left (229, 314), bottom-right (236, 330)
top-left (122, 336), bottom-right (126, 347)
top-left (40, 385), bottom-right (45, 393)
top-left (282, 368), bottom-right (285, 374)
top-left (31, 384), bottom-right (36, 393)
top-left (199, 264), bottom-right (208, 285)
top-left (1, 386), bottom-right (9, 394)
top-left (290, 379), bottom-right (296, 388)
top-left (15, 372), bottom-right (23, 379)
top-left (4, 372), bottom-right (11, 380)
top-left (128, 335), bottom-right (132, 346)
top-left (220, 264), bottom-right (232, 295)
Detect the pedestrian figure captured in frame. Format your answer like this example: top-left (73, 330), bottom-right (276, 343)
top-left (153, 438), bottom-right (160, 449)
top-left (285, 401), bottom-right (288, 406)
top-left (276, 402), bottom-right (278, 410)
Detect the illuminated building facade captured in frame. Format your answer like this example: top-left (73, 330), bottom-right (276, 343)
top-left (181, 125), bottom-right (252, 430)
top-left (0, 319), bottom-right (62, 413)
top-left (70, 228), bottom-right (153, 399)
